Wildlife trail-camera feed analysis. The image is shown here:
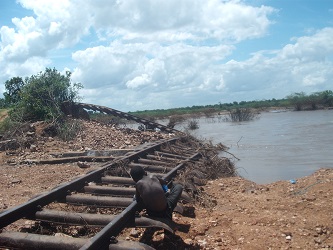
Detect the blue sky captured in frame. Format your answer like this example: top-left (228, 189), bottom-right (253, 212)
top-left (1, 0), bottom-right (332, 111)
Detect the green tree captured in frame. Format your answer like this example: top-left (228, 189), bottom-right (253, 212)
top-left (286, 92), bottom-right (306, 111)
top-left (10, 68), bottom-right (82, 122)
top-left (3, 77), bottom-right (25, 105)
top-left (0, 98), bottom-right (6, 108)
top-left (319, 90), bottom-right (333, 107)
top-left (307, 92), bottom-right (321, 110)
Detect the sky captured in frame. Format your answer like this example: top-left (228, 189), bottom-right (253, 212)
top-left (0, 0), bottom-right (333, 112)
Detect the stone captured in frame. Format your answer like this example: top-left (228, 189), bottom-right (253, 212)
top-left (184, 238), bottom-right (193, 245)
top-left (130, 228), bottom-right (139, 237)
top-left (315, 227), bottom-right (323, 235)
top-left (30, 144), bottom-right (37, 152)
top-left (11, 179), bottom-right (21, 184)
top-left (55, 233), bottom-right (72, 238)
top-left (77, 161), bottom-right (90, 168)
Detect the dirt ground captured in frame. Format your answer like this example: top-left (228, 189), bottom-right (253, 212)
top-left (0, 120), bottom-right (332, 249)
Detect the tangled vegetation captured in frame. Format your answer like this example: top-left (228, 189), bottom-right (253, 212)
top-left (226, 108), bottom-right (260, 122)
top-left (186, 119), bottom-right (200, 130)
top-left (168, 135), bottom-right (238, 204)
top-left (0, 68), bottom-right (83, 141)
top-left (158, 136), bottom-right (238, 207)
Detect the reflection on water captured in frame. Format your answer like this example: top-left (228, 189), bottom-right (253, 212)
top-left (185, 110), bottom-right (333, 184)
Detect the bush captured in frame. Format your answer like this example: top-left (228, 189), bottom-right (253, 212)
top-left (10, 68), bottom-right (82, 123)
top-left (187, 119), bottom-right (199, 130)
top-left (56, 119), bottom-right (82, 141)
top-left (167, 115), bottom-right (186, 128)
top-left (0, 117), bottom-right (20, 136)
top-left (0, 68), bottom-right (83, 140)
top-left (227, 108), bottom-right (259, 122)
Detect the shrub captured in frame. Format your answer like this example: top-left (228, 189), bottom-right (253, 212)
top-left (227, 108), bottom-right (259, 122)
top-left (167, 115), bottom-right (186, 128)
top-left (0, 117), bottom-right (20, 136)
top-left (56, 119), bottom-right (82, 141)
top-left (1, 68), bottom-right (83, 140)
top-left (10, 68), bottom-right (82, 123)
top-left (187, 119), bottom-right (199, 130)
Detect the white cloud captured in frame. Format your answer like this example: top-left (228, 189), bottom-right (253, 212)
top-left (71, 42), bottom-right (233, 96)
top-left (1, 0), bottom-right (274, 64)
top-left (279, 28), bottom-right (333, 62)
top-left (126, 74), bottom-right (150, 89)
top-left (1, 0), bottom-right (332, 111)
top-left (218, 28), bottom-right (333, 99)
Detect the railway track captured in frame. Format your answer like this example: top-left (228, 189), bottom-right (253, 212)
top-left (0, 136), bottom-right (202, 249)
top-left (63, 102), bottom-right (180, 134)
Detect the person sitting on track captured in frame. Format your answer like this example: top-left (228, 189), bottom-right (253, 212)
top-left (130, 165), bottom-right (183, 219)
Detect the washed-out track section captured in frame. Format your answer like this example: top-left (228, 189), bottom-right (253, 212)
top-left (0, 137), bottom-right (201, 250)
top-left (66, 102), bottom-right (179, 134)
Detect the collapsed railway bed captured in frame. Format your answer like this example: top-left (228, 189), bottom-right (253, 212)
top-left (0, 102), bottom-right (236, 249)
top-left (0, 137), bottom-right (203, 249)
top-left (2, 103), bottom-right (333, 249)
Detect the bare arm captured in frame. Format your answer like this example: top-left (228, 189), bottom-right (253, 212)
top-left (157, 177), bottom-right (167, 185)
top-left (134, 186), bottom-right (144, 212)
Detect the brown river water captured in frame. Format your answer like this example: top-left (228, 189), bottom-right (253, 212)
top-left (184, 109), bottom-right (333, 184)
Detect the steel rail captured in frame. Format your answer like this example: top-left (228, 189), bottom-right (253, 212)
top-left (0, 137), bottom-right (201, 250)
top-left (71, 102), bottom-right (181, 134)
top-left (0, 137), bottom-right (177, 228)
top-left (79, 151), bottom-right (201, 250)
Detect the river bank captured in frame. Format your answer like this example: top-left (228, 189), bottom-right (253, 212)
top-left (0, 119), bottom-right (332, 249)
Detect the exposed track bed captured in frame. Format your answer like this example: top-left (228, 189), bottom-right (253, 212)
top-left (0, 137), bottom-right (202, 249)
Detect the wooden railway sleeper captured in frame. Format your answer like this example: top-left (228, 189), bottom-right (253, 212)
top-left (127, 163), bottom-right (173, 173)
top-left (83, 185), bottom-right (192, 202)
top-left (34, 209), bottom-right (175, 233)
top-left (0, 139), bottom-right (201, 250)
top-left (137, 158), bottom-right (172, 166)
top-left (0, 232), bottom-right (154, 250)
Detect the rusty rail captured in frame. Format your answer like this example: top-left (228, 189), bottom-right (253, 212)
top-left (63, 102), bottom-right (181, 134)
top-left (0, 137), bottom-right (201, 249)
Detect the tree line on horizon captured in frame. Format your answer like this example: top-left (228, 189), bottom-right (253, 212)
top-left (1, 68), bottom-right (332, 120)
top-left (130, 90), bottom-right (333, 118)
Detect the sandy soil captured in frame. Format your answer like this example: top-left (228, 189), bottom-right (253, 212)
top-left (0, 120), bottom-right (332, 249)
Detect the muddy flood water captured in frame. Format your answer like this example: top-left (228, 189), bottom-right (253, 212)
top-left (185, 109), bottom-right (333, 184)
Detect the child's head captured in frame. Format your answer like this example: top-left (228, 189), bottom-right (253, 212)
top-left (130, 165), bottom-right (145, 182)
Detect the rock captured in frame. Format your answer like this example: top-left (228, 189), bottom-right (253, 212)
top-left (286, 235), bottom-right (292, 240)
top-left (11, 179), bottom-right (21, 184)
top-left (184, 238), bottom-right (193, 245)
top-left (77, 161), bottom-right (90, 168)
top-left (130, 228), bottom-right (139, 237)
top-left (315, 227), bottom-right (323, 235)
top-left (197, 239), bottom-right (207, 246)
top-left (314, 238), bottom-right (322, 244)
top-left (55, 233), bottom-right (72, 238)
top-left (24, 220), bottom-right (37, 228)
top-left (30, 144), bottom-right (37, 152)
